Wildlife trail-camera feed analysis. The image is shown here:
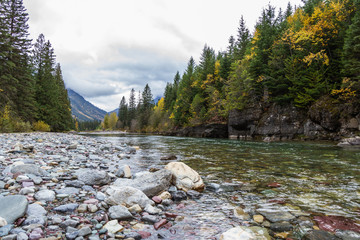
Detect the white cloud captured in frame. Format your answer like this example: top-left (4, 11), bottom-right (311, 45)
top-left (24, 0), bottom-right (303, 112)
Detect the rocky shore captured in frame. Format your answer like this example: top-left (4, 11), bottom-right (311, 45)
top-left (0, 132), bottom-right (359, 240)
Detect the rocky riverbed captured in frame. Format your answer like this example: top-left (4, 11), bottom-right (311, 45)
top-left (0, 132), bottom-right (359, 240)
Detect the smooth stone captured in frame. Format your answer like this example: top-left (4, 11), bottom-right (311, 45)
top-left (186, 190), bottom-right (201, 199)
top-left (234, 207), bottom-right (250, 220)
top-left (220, 226), bottom-right (271, 240)
top-left (26, 203), bottom-right (47, 217)
top-left (34, 190), bottom-right (55, 202)
top-left (113, 169), bottom-right (172, 197)
top-left (105, 186), bottom-right (153, 209)
top-left (165, 162), bottom-right (205, 192)
top-left (60, 219), bottom-right (79, 229)
top-left (10, 164), bottom-right (47, 176)
top-left (144, 204), bottom-right (162, 215)
top-left (172, 190), bottom-right (187, 201)
top-left (304, 230), bottom-right (340, 240)
top-left (108, 205), bottom-right (133, 220)
top-left (253, 215), bottom-right (264, 223)
top-left (257, 209), bottom-right (295, 223)
top-left (65, 180), bottom-right (85, 188)
top-left (0, 217), bottom-right (8, 227)
top-left (270, 222), bottom-right (293, 232)
top-left (53, 203), bottom-right (79, 213)
top-left (0, 195), bottom-right (28, 224)
top-left (55, 187), bottom-right (79, 195)
top-left (115, 165), bottom-right (132, 178)
top-left (78, 226), bottom-right (92, 236)
top-left (0, 224), bottom-right (13, 237)
top-left (335, 230), bottom-right (360, 240)
top-left (87, 204), bottom-right (98, 213)
top-left (16, 232), bottom-right (28, 240)
top-left (128, 204), bottom-right (142, 214)
top-left (96, 192), bottom-right (106, 201)
top-left (152, 196), bottom-right (162, 204)
top-left (154, 219), bottom-right (167, 230)
top-left (158, 191), bottom-right (171, 200)
top-left (75, 169), bottom-right (110, 186)
top-left (142, 215), bottom-right (159, 223)
top-left (103, 220), bottom-right (124, 234)
top-left (2, 234), bottom-right (17, 240)
top-left (162, 199), bottom-right (173, 206)
top-left (77, 204), bottom-right (88, 213)
top-left (29, 227), bottom-right (43, 239)
top-left (19, 187), bottom-right (35, 195)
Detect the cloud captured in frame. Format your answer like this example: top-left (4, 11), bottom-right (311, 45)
top-left (24, 0), bottom-right (303, 112)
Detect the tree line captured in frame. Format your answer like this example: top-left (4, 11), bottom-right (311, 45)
top-left (0, 0), bottom-right (73, 132)
top-left (109, 0), bottom-right (360, 133)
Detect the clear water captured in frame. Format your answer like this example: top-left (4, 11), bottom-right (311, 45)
top-left (88, 133), bottom-right (360, 238)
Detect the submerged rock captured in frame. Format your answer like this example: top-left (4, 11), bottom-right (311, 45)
top-left (165, 162), bottom-right (205, 192)
top-left (220, 226), bottom-right (271, 240)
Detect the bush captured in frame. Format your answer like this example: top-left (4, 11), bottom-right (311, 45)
top-left (13, 121), bottom-right (32, 132)
top-left (33, 121), bottom-right (51, 132)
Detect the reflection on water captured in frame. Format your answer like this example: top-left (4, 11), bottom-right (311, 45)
top-left (88, 133), bottom-right (360, 221)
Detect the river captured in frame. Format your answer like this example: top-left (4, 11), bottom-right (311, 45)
top-left (86, 133), bottom-right (360, 239)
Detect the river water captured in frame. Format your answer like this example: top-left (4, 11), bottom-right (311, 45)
top-left (88, 133), bottom-right (360, 239)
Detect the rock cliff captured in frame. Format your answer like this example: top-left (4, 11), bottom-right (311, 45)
top-left (228, 97), bottom-right (360, 141)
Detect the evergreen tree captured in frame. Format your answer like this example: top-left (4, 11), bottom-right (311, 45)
top-left (173, 57), bottom-right (196, 125)
top-left (33, 34), bottom-right (59, 128)
top-left (234, 16), bottom-right (251, 60)
top-left (342, 0), bottom-right (360, 88)
top-left (118, 96), bottom-right (128, 128)
top-left (139, 84), bottom-right (153, 129)
top-left (0, 0), bottom-right (35, 121)
top-left (127, 88), bottom-right (136, 127)
top-left (53, 63), bottom-right (73, 131)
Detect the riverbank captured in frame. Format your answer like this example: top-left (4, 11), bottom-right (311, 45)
top-left (0, 132), bottom-right (359, 240)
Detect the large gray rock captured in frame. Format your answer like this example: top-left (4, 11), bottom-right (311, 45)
top-left (220, 226), bottom-right (271, 240)
top-left (105, 186), bottom-right (153, 208)
top-left (24, 203), bottom-right (47, 226)
top-left (75, 169), bottom-right (110, 185)
top-left (338, 136), bottom-right (360, 147)
top-left (0, 195), bottom-right (28, 224)
top-left (113, 169), bottom-right (172, 197)
top-left (108, 205), bottom-right (133, 220)
top-left (10, 164), bottom-right (47, 176)
top-left (165, 162), bottom-right (204, 192)
top-left (53, 203), bottom-right (79, 213)
top-left (34, 189), bottom-right (55, 202)
top-left (257, 209), bottom-right (295, 223)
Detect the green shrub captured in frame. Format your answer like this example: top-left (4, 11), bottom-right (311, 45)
top-left (13, 121), bottom-right (32, 132)
top-left (33, 121), bottom-right (51, 132)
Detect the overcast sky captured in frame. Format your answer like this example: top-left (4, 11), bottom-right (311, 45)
top-left (24, 0), bottom-right (303, 112)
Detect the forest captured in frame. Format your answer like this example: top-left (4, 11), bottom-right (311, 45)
top-left (0, 0), bottom-right (73, 132)
top-left (108, 0), bottom-right (360, 133)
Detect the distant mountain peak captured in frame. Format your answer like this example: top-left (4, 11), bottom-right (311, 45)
top-left (67, 89), bottom-right (107, 122)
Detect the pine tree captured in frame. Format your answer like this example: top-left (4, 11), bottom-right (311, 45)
top-left (127, 88), bottom-right (136, 127)
top-left (342, 0), bottom-right (360, 88)
top-left (0, 0), bottom-right (35, 121)
top-left (33, 34), bottom-right (58, 128)
top-left (139, 84), bottom-right (153, 129)
top-left (53, 63), bottom-right (73, 131)
top-left (234, 16), bottom-right (251, 60)
top-left (173, 57), bottom-right (196, 125)
top-left (118, 96), bottom-right (128, 128)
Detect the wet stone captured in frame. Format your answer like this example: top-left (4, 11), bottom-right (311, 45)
top-left (172, 190), bottom-right (187, 201)
top-left (270, 222), bottom-right (293, 232)
top-left (257, 209), bottom-right (295, 223)
top-left (304, 230), bottom-right (341, 240)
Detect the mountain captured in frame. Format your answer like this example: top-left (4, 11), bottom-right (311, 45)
top-left (67, 89), bottom-right (106, 122)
